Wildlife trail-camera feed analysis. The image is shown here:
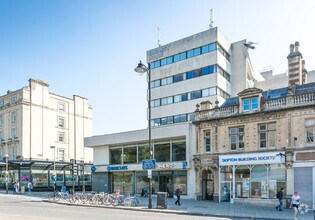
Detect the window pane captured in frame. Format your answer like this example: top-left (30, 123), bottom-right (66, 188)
top-left (138, 145), bottom-right (150, 162)
top-left (174, 54), bottom-right (180, 62)
top-left (202, 88), bottom-right (210, 97)
top-left (179, 52), bottom-right (186, 60)
top-left (110, 148), bottom-right (122, 164)
top-left (172, 142), bottom-right (186, 161)
top-left (230, 135), bottom-right (236, 143)
top-left (123, 147), bottom-right (137, 164)
top-left (306, 128), bottom-right (314, 143)
top-left (154, 143), bottom-right (170, 162)
top-left (202, 45), bottom-right (209, 54)
top-left (193, 48), bottom-right (201, 56)
top-left (230, 128), bottom-right (237, 134)
top-left (154, 60), bottom-right (160, 68)
top-left (166, 57), bottom-right (173, 64)
top-left (305, 119), bottom-right (315, 126)
top-left (174, 95), bottom-right (181, 103)
top-left (187, 50), bottom-right (194, 58)
top-left (208, 43), bottom-right (216, 51)
top-left (161, 58), bottom-right (167, 66)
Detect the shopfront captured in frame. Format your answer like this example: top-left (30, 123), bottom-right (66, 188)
top-left (99, 162), bottom-right (188, 196)
top-left (219, 152), bottom-right (286, 203)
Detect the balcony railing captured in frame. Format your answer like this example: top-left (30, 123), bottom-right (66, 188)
top-left (195, 92), bottom-right (315, 121)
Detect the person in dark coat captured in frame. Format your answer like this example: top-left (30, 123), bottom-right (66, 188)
top-left (276, 188), bottom-right (284, 211)
top-left (175, 185), bottom-right (182, 206)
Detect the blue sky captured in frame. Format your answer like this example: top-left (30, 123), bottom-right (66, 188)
top-left (1, 0), bottom-right (315, 135)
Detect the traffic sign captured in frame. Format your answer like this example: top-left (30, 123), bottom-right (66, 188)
top-left (91, 165), bottom-right (96, 172)
top-left (142, 159), bottom-right (156, 170)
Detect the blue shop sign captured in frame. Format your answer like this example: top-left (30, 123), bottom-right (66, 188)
top-left (107, 165), bottom-right (128, 172)
top-left (91, 166), bottom-right (96, 172)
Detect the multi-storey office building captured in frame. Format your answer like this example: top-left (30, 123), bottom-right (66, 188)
top-left (193, 82), bottom-right (315, 207)
top-left (85, 27), bottom-right (261, 198)
top-left (148, 27), bottom-right (261, 127)
top-left (0, 79), bottom-right (93, 190)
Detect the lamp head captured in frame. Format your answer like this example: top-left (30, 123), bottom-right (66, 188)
top-left (134, 61), bottom-right (148, 74)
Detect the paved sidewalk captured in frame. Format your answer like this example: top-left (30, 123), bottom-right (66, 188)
top-left (0, 191), bottom-right (313, 220)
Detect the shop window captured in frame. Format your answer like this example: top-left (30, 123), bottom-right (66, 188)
top-left (305, 119), bottom-right (315, 144)
top-left (138, 145), bottom-right (150, 163)
top-left (251, 165), bottom-right (267, 199)
top-left (123, 147), bottom-right (137, 164)
top-left (220, 166), bottom-right (233, 181)
top-left (171, 141), bottom-right (186, 161)
top-left (110, 148), bottom-right (122, 164)
top-left (204, 131), bottom-right (211, 152)
top-left (112, 172), bottom-right (134, 194)
top-left (154, 143), bottom-right (170, 162)
top-left (136, 171), bottom-right (158, 195)
top-left (235, 165), bottom-right (250, 198)
top-left (268, 164), bottom-right (286, 199)
top-left (259, 123), bottom-right (276, 149)
top-left (173, 171), bottom-right (187, 195)
top-left (229, 127), bottom-right (245, 151)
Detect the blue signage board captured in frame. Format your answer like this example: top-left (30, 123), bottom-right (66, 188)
top-left (107, 165), bottom-right (128, 172)
top-left (142, 159), bottom-right (156, 170)
top-left (91, 165), bottom-right (96, 172)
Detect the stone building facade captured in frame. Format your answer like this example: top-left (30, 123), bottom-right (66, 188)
top-left (193, 83), bottom-right (315, 207)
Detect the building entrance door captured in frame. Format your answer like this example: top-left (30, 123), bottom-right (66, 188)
top-left (202, 170), bottom-right (214, 200)
top-left (159, 175), bottom-right (173, 196)
top-left (220, 181), bottom-right (232, 202)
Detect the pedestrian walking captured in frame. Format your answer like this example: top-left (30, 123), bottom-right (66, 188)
top-left (13, 182), bottom-right (17, 194)
top-left (290, 191), bottom-right (301, 220)
top-left (15, 181), bottom-right (20, 193)
top-left (174, 185), bottom-right (182, 206)
top-left (27, 181), bottom-right (33, 193)
top-left (275, 188), bottom-right (284, 211)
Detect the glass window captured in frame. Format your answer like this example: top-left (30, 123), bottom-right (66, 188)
top-left (112, 172), bottom-right (134, 194)
top-left (0, 115), bottom-right (3, 127)
top-left (235, 165), bottom-right (250, 198)
top-left (173, 171), bottom-right (187, 195)
top-left (58, 117), bottom-right (65, 128)
top-left (154, 100), bottom-right (161, 107)
top-left (268, 164), bottom-right (286, 199)
top-left (58, 103), bottom-right (65, 111)
top-left (123, 147), bottom-right (137, 164)
top-left (138, 145), bottom-right (150, 163)
top-left (181, 93), bottom-right (188, 101)
top-left (11, 112), bottom-right (16, 123)
top-left (305, 119), bottom-right (315, 144)
top-left (204, 131), bottom-right (211, 152)
top-left (229, 127), bottom-right (245, 151)
top-left (259, 123), bottom-right (276, 149)
top-left (0, 100), bottom-right (4, 107)
top-left (166, 57), bottom-right (173, 65)
top-left (187, 49), bottom-right (194, 58)
top-left (208, 43), bottom-right (217, 52)
top-left (243, 99), bottom-right (250, 111)
top-left (174, 54), bottom-right (180, 62)
top-left (252, 97), bottom-right (258, 110)
top-left (172, 141), bottom-right (186, 161)
top-left (173, 74), bottom-right (184, 83)
top-left (154, 60), bottom-right (160, 68)
top-left (154, 143), bottom-right (170, 162)
top-left (179, 52), bottom-right (186, 61)
top-left (190, 90), bottom-right (202, 100)
top-left (58, 149), bottom-right (65, 161)
top-left (174, 114), bottom-right (186, 123)
top-left (152, 118), bottom-right (161, 127)
top-left (11, 96), bottom-right (17, 104)
top-left (151, 80), bottom-right (160, 88)
top-left (161, 97), bottom-right (173, 106)
top-left (161, 58), bottom-right (167, 66)
top-left (58, 132), bottom-right (65, 143)
top-left (202, 45), bottom-right (209, 54)
top-left (193, 48), bottom-right (201, 56)
top-left (110, 148), bottom-right (122, 164)
top-left (161, 77), bottom-right (173, 86)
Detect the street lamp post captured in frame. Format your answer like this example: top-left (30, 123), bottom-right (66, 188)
top-left (134, 61), bottom-right (153, 209)
top-left (50, 146), bottom-right (56, 184)
top-left (5, 154), bottom-right (8, 194)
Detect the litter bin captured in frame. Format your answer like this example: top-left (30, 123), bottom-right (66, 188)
top-left (21, 186), bottom-right (25, 193)
top-left (157, 192), bottom-right (168, 209)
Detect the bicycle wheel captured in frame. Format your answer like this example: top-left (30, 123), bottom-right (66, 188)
top-left (123, 198), bottom-right (131, 207)
top-left (80, 194), bottom-right (88, 204)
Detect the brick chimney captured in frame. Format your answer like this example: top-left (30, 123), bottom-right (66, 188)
top-left (287, 41), bottom-right (307, 85)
